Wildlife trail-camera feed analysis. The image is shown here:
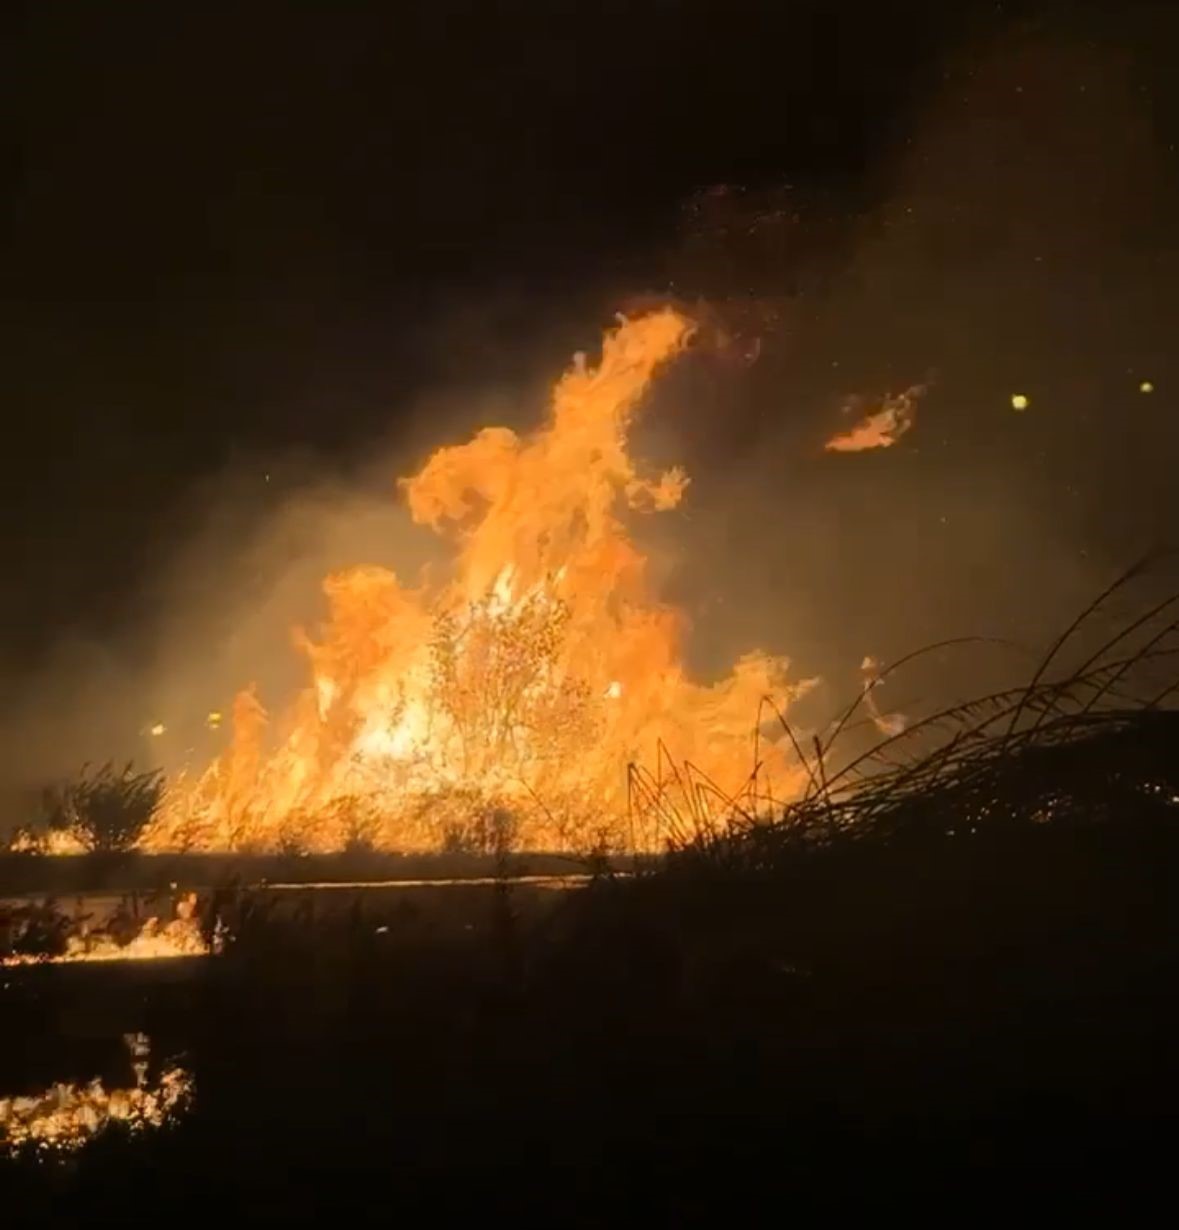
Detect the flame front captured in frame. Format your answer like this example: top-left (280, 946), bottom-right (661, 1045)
top-left (0, 1069), bottom-right (193, 1156)
top-left (2, 1035), bottom-right (192, 1157)
top-left (1, 894), bottom-right (212, 966)
top-left (144, 310), bottom-right (810, 854)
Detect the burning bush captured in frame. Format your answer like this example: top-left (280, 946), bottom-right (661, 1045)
top-left (137, 310), bottom-right (812, 856)
top-left (12, 763), bottom-right (163, 855)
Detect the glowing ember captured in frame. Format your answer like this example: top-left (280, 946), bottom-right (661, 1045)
top-left (1011, 393), bottom-right (1030, 411)
top-left (141, 310), bottom-right (813, 854)
top-left (825, 385), bottom-right (925, 452)
top-left (0, 1036), bottom-right (192, 1157)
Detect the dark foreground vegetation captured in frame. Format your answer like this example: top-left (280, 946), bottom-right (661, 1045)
top-left (3, 571), bottom-right (1179, 1214)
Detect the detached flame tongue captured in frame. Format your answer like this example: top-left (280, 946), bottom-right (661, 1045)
top-left (144, 309), bottom-right (811, 854)
top-left (825, 385), bottom-right (925, 453)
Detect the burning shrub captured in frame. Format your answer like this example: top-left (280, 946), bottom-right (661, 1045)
top-left (135, 310), bottom-right (811, 856)
top-left (430, 795), bottom-right (518, 857)
top-left (32, 762), bottom-right (163, 855)
top-left (0, 900), bottom-right (72, 961)
top-left (334, 794), bottom-right (389, 855)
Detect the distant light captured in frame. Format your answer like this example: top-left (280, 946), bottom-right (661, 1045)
top-left (149, 723), bottom-right (166, 737)
top-left (1140, 380), bottom-right (1155, 394)
top-left (206, 711), bottom-right (223, 730)
top-left (1011, 393), bottom-right (1029, 411)
top-left (604, 680), bottom-right (623, 700)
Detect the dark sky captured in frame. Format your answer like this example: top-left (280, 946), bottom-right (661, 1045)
top-left (4, 1), bottom-right (1179, 788)
top-left (2, 2), bottom-right (978, 648)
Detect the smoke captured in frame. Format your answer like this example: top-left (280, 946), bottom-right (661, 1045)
top-left (4, 22), bottom-right (1177, 835)
top-left (0, 391), bottom-right (517, 833)
top-left (654, 26), bottom-right (1179, 715)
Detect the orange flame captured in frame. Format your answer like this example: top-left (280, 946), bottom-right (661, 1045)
top-left (143, 310), bottom-right (812, 853)
top-left (1, 894), bottom-right (212, 967)
top-left (1, 1036), bottom-right (191, 1156)
top-left (825, 385), bottom-right (925, 453)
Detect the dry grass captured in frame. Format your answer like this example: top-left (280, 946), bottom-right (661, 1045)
top-left (641, 558), bottom-right (1179, 870)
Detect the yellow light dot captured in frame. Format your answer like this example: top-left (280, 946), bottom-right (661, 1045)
top-left (1140, 380), bottom-right (1154, 394)
top-left (149, 723), bottom-right (166, 737)
top-left (206, 711), bottom-right (223, 728)
top-left (1011, 393), bottom-right (1029, 411)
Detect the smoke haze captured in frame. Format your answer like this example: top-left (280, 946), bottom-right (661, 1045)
top-left (3, 19), bottom-right (1177, 833)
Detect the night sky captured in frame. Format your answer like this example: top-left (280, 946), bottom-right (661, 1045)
top-left (5, 2), bottom-right (1179, 796)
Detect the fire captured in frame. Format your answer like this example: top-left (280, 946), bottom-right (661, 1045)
top-left (1, 1036), bottom-right (192, 1157)
top-left (825, 385), bottom-right (925, 452)
top-left (142, 310), bottom-right (812, 854)
top-left (1, 894), bottom-right (212, 966)
top-left (8, 828), bottom-right (87, 856)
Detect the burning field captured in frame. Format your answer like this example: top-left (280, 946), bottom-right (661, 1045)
top-left (22, 310), bottom-right (814, 858)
